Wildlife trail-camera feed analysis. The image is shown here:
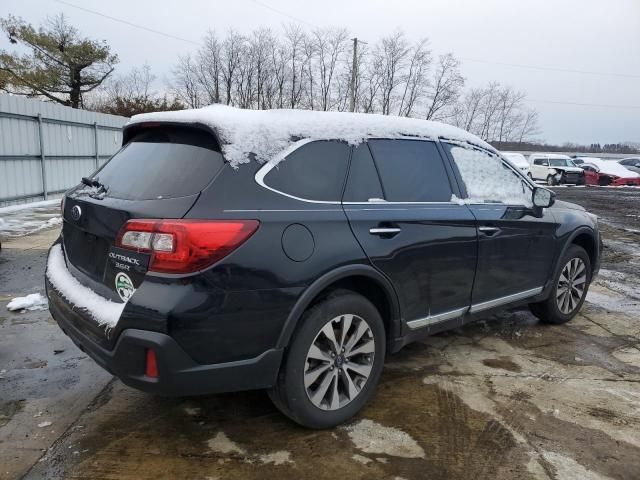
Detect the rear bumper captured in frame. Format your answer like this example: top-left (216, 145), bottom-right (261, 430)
top-left (611, 178), bottom-right (640, 186)
top-left (47, 278), bottom-right (283, 396)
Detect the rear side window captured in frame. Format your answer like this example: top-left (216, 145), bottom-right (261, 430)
top-left (368, 139), bottom-right (453, 202)
top-left (343, 143), bottom-right (384, 202)
top-left (94, 126), bottom-right (225, 200)
top-left (263, 140), bottom-right (350, 201)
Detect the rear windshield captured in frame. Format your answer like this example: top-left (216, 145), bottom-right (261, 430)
top-left (91, 126), bottom-right (225, 200)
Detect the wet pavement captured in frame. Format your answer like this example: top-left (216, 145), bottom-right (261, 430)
top-left (1, 188), bottom-right (639, 480)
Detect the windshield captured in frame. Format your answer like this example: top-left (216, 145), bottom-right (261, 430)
top-left (549, 159), bottom-right (576, 167)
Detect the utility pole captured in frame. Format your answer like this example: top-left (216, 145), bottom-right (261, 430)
top-left (349, 37), bottom-right (359, 112)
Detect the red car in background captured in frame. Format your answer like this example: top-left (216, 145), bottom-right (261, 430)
top-left (581, 159), bottom-right (640, 186)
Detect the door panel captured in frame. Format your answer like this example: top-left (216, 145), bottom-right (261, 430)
top-left (443, 144), bottom-right (560, 308)
top-left (466, 205), bottom-right (558, 304)
top-left (342, 140), bottom-right (477, 325)
top-left (345, 205), bottom-right (478, 320)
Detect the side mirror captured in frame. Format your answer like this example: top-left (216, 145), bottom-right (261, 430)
top-left (532, 187), bottom-right (555, 209)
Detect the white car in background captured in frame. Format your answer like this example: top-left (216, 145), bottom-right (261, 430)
top-left (529, 154), bottom-right (585, 186)
top-left (501, 152), bottom-right (530, 176)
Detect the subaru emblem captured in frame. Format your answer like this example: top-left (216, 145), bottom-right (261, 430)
top-left (71, 205), bottom-right (82, 221)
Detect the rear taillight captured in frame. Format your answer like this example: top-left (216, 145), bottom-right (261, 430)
top-left (145, 348), bottom-right (158, 378)
top-left (116, 219), bottom-right (259, 273)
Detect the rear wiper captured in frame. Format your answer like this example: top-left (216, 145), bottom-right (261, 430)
top-left (81, 176), bottom-right (100, 188)
top-left (80, 176), bottom-right (108, 198)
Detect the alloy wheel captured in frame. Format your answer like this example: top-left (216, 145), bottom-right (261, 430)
top-left (556, 257), bottom-right (587, 314)
top-left (304, 314), bottom-right (375, 411)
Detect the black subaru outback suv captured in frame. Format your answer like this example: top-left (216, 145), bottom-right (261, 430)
top-left (46, 106), bottom-right (601, 429)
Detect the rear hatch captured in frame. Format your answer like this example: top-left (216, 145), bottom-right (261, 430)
top-left (62, 124), bottom-right (225, 300)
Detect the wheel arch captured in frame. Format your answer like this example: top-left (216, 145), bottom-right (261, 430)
top-left (544, 226), bottom-right (599, 297)
top-left (276, 264), bottom-right (402, 353)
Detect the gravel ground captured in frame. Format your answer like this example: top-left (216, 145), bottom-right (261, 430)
top-left (1, 187), bottom-right (639, 480)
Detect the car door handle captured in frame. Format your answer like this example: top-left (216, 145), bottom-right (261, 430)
top-left (478, 226), bottom-right (501, 236)
top-left (369, 227), bottom-right (401, 236)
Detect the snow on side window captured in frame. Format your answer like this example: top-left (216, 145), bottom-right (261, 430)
top-left (447, 145), bottom-right (532, 206)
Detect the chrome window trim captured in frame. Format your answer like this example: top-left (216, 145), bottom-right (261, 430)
top-left (407, 307), bottom-right (468, 330)
top-left (469, 286), bottom-right (543, 313)
top-left (254, 138), bottom-right (342, 205)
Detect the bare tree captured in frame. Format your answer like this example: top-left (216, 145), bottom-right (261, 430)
top-left (517, 108), bottom-right (541, 143)
top-left (221, 29), bottom-right (244, 105)
top-left (172, 54), bottom-right (202, 108)
top-left (311, 27), bottom-right (349, 111)
top-left (425, 53), bottom-right (464, 121)
top-left (397, 39), bottom-right (431, 117)
top-left (375, 31), bottom-right (410, 115)
top-left (283, 24), bottom-right (306, 108)
top-left (197, 30), bottom-right (222, 104)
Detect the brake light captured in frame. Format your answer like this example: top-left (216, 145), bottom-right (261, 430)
top-left (116, 219), bottom-right (259, 273)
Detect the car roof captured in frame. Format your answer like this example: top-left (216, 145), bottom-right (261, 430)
top-left (127, 105), bottom-right (494, 168)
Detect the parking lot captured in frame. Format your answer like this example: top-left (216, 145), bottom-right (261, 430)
top-left (1, 187), bottom-right (639, 480)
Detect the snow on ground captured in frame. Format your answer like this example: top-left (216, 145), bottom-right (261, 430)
top-left (0, 201), bottom-right (62, 238)
top-left (0, 199), bottom-right (59, 215)
top-left (342, 419), bottom-right (425, 458)
top-left (6, 293), bottom-right (48, 312)
top-left (129, 104), bottom-right (494, 167)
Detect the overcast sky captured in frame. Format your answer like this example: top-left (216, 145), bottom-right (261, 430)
top-left (2, 0), bottom-right (639, 144)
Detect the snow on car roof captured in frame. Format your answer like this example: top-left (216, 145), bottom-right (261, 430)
top-left (128, 105), bottom-right (494, 167)
top-left (529, 153), bottom-right (572, 160)
top-left (583, 158), bottom-right (640, 178)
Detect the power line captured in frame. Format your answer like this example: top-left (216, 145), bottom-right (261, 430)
top-left (54, 0), bottom-right (200, 45)
top-left (246, 0), bottom-right (320, 29)
top-left (52, 0), bottom-right (640, 112)
top-left (527, 98), bottom-right (640, 110)
top-left (462, 57), bottom-right (640, 80)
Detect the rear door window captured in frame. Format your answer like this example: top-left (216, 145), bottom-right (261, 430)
top-left (367, 139), bottom-right (453, 202)
top-left (94, 126), bottom-right (225, 200)
top-left (263, 140), bottom-right (350, 201)
top-left (343, 143), bottom-right (384, 202)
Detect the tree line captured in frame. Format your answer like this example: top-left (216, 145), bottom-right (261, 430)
top-left (169, 26), bottom-right (540, 143)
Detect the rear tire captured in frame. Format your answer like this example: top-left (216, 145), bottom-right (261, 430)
top-left (529, 245), bottom-right (591, 324)
top-left (268, 290), bottom-right (385, 429)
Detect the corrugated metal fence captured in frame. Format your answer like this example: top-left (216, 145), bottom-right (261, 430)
top-left (0, 94), bottom-right (128, 207)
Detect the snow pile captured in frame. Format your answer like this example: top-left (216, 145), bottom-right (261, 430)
top-left (449, 146), bottom-right (532, 206)
top-left (584, 158), bottom-right (640, 178)
top-left (46, 244), bottom-right (125, 328)
top-left (0, 215), bottom-right (62, 237)
top-left (129, 104), bottom-right (494, 167)
top-left (0, 199), bottom-right (59, 215)
top-left (6, 293), bottom-right (48, 312)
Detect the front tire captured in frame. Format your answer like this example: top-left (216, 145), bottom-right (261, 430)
top-left (529, 245), bottom-right (591, 324)
top-left (547, 174), bottom-right (558, 186)
top-left (268, 290), bottom-right (386, 429)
